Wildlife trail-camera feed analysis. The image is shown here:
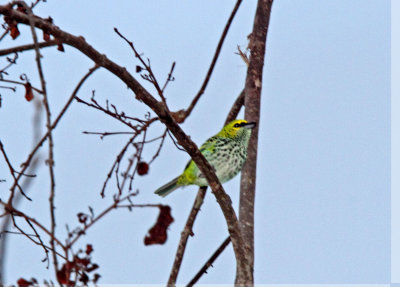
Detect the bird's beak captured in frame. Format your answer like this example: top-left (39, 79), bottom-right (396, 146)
top-left (243, 122), bottom-right (257, 129)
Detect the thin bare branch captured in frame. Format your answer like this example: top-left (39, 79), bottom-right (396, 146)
top-left (82, 131), bottom-right (134, 138)
top-left (0, 39), bottom-right (57, 56)
top-left (0, 141), bottom-right (32, 201)
top-left (1, 202), bottom-right (66, 250)
top-left (0, 78), bottom-right (42, 93)
top-left (0, 52), bottom-right (18, 74)
top-left (24, 217), bottom-right (50, 267)
top-left (161, 61), bottom-right (176, 93)
top-left (167, 187), bottom-right (207, 285)
top-left (66, 192), bottom-right (140, 248)
top-left (147, 128), bottom-right (168, 165)
top-left (0, 27), bottom-right (9, 42)
top-left (187, 236), bottom-right (231, 287)
top-left (184, 0), bottom-right (243, 119)
top-left (114, 28), bottom-right (169, 108)
top-left (17, 0), bottom-right (59, 273)
top-left (224, 90), bottom-right (245, 126)
top-left (75, 94), bottom-right (158, 132)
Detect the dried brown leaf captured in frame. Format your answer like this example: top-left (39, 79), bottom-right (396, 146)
top-left (144, 205), bottom-right (174, 245)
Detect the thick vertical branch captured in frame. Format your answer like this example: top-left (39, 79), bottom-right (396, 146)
top-left (237, 0), bottom-right (274, 283)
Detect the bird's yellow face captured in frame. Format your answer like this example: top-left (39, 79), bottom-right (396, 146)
top-left (219, 119), bottom-right (256, 138)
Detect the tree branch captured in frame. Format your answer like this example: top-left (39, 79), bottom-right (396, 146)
top-left (237, 0), bottom-right (274, 284)
top-left (167, 88), bottom-right (246, 285)
top-left (224, 90), bottom-right (245, 126)
top-left (184, 0), bottom-right (243, 119)
top-left (186, 236), bottom-right (231, 287)
top-left (0, 5), bottom-right (252, 279)
top-left (167, 187), bottom-right (207, 286)
top-left (0, 39), bottom-right (57, 56)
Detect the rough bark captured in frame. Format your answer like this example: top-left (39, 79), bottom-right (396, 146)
top-left (236, 0), bottom-right (274, 284)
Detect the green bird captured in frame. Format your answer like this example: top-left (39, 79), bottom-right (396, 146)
top-left (154, 119), bottom-right (256, 197)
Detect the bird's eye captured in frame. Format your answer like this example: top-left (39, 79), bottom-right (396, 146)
top-left (234, 123), bottom-right (240, 128)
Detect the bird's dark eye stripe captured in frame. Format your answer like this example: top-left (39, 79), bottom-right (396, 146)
top-left (234, 122), bottom-right (246, 128)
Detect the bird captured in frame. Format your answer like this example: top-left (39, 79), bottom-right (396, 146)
top-left (154, 119), bottom-right (256, 197)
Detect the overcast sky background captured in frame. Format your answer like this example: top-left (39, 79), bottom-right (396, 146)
top-left (0, 0), bottom-right (391, 284)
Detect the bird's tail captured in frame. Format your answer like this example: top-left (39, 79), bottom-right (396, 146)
top-left (154, 176), bottom-right (180, 197)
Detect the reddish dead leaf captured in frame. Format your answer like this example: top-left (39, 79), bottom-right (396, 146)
top-left (24, 82), bottom-right (34, 102)
top-left (17, 278), bottom-right (32, 287)
top-left (57, 262), bottom-right (76, 285)
top-left (137, 161), bottom-right (149, 176)
top-left (4, 16), bottom-right (20, 40)
top-left (56, 264), bottom-right (69, 285)
top-left (85, 244), bottom-right (93, 255)
top-left (43, 30), bottom-right (50, 41)
top-left (43, 18), bottom-right (53, 41)
top-left (10, 24), bottom-right (20, 39)
top-left (144, 205), bottom-right (174, 245)
top-left (57, 40), bottom-right (65, 52)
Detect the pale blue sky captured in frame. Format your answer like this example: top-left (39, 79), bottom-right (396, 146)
top-left (0, 0), bottom-right (391, 284)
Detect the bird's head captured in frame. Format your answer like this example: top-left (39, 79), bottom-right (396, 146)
top-left (218, 119), bottom-right (256, 140)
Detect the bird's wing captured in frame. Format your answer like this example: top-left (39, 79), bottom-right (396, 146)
top-left (199, 136), bottom-right (217, 157)
top-left (181, 136), bottom-right (217, 180)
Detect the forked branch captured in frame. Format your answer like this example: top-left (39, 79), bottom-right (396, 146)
top-left (0, 3), bottom-right (252, 282)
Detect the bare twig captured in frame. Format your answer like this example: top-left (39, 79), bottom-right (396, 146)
top-left (0, 40), bottom-right (57, 57)
top-left (100, 135), bottom-right (136, 197)
top-left (147, 128), bottom-right (168, 165)
top-left (0, 141), bottom-right (32, 201)
top-left (0, 78), bottom-right (42, 93)
top-left (0, 52), bottom-right (18, 74)
top-left (167, 187), bottom-right (207, 285)
top-left (66, 192), bottom-right (140, 248)
top-left (24, 217), bottom-right (50, 267)
top-left (186, 236), bottom-right (231, 287)
top-left (1, 202), bottom-right (66, 250)
top-left (236, 45), bottom-right (250, 67)
top-left (82, 131), bottom-right (134, 138)
top-left (184, 0), bottom-right (243, 119)
top-left (75, 94), bottom-right (157, 132)
top-left (121, 130), bottom-right (146, 193)
top-left (224, 90), bottom-right (245, 126)
top-left (0, 27), bottom-right (9, 42)
top-left (161, 61), bottom-right (176, 93)
top-left (114, 28), bottom-right (169, 108)
top-left (17, 0), bottom-right (59, 273)
top-left (97, 118), bottom-right (157, 197)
